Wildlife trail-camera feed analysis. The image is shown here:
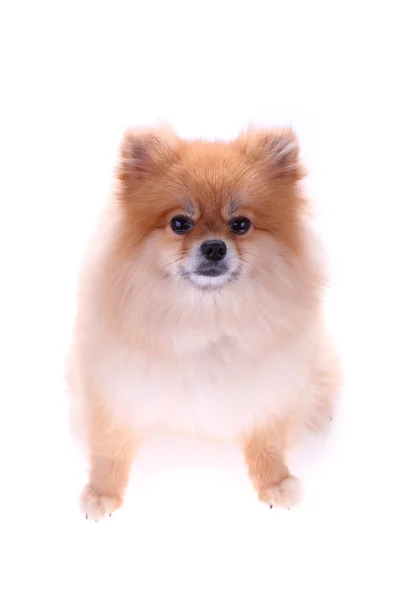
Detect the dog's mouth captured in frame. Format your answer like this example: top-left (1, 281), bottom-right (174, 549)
top-left (194, 263), bottom-right (229, 278)
top-left (178, 265), bottom-right (240, 289)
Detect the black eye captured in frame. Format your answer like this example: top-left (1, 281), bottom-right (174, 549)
top-left (229, 217), bottom-right (251, 235)
top-left (170, 215), bottom-right (194, 235)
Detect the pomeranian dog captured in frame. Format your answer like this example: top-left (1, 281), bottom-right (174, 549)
top-left (68, 126), bottom-right (340, 520)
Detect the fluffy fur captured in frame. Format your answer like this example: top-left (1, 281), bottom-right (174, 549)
top-left (68, 126), bottom-right (340, 520)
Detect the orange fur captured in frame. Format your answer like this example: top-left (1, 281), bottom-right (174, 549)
top-left (68, 126), bottom-right (340, 519)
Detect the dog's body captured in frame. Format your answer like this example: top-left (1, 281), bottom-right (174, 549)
top-left (68, 127), bottom-right (339, 520)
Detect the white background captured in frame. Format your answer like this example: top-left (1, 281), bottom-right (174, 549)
top-left (1, 1), bottom-right (399, 599)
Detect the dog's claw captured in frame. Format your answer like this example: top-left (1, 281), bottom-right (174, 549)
top-left (270, 504), bottom-right (273, 509)
top-left (85, 514), bottom-right (88, 520)
top-left (109, 514), bottom-right (112, 517)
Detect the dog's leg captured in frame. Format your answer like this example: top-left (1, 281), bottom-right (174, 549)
top-left (243, 424), bottom-right (301, 508)
top-left (80, 403), bottom-right (138, 521)
top-left (306, 337), bottom-right (341, 433)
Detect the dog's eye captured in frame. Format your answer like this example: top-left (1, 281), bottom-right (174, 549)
top-left (170, 215), bottom-right (194, 235)
top-left (229, 217), bottom-right (251, 235)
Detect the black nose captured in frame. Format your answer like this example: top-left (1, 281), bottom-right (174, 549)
top-left (201, 239), bottom-right (227, 261)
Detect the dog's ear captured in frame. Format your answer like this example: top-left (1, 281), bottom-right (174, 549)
top-left (240, 128), bottom-right (305, 181)
top-left (118, 128), bottom-right (178, 183)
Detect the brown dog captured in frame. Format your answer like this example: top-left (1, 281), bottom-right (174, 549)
top-left (68, 127), bottom-right (340, 520)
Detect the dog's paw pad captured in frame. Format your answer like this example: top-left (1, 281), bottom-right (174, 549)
top-left (80, 484), bottom-right (122, 521)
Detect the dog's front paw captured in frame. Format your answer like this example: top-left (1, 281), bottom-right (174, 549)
top-left (80, 484), bottom-right (122, 521)
top-left (257, 475), bottom-right (302, 509)
top-left (306, 402), bottom-right (334, 433)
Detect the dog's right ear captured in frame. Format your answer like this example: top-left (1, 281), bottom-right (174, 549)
top-left (118, 127), bottom-right (178, 184)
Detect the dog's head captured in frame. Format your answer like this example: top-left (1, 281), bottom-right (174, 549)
top-left (116, 127), bottom-right (310, 283)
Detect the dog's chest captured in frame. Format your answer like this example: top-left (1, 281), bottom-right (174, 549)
top-left (95, 337), bottom-right (310, 439)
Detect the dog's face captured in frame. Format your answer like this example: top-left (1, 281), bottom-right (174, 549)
top-left (116, 127), bottom-right (308, 295)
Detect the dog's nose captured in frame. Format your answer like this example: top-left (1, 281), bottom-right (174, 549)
top-left (201, 239), bottom-right (227, 261)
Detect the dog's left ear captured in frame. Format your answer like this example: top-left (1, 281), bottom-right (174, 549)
top-left (240, 128), bottom-right (305, 181)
